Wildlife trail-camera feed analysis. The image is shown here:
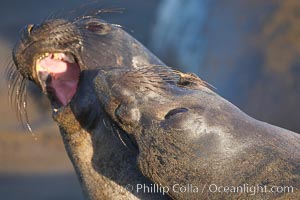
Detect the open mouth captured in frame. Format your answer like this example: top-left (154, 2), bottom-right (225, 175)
top-left (35, 52), bottom-right (80, 109)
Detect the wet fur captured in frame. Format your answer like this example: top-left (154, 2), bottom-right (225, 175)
top-left (93, 67), bottom-right (300, 199)
top-left (11, 10), bottom-right (168, 200)
top-left (10, 9), bottom-right (300, 200)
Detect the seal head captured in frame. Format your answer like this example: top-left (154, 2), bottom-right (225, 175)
top-left (13, 16), bottom-right (160, 113)
top-left (11, 16), bottom-right (168, 200)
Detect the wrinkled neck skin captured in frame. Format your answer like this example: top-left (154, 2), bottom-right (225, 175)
top-left (52, 40), bottom-right (169, 199)
top-left (93, 69), bottom-right (300, 200)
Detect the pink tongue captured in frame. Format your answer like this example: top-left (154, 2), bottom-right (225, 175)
top-left (39, 55), bottom-right (80, 106)
top-left (51, 77), bottom-right (78, 106)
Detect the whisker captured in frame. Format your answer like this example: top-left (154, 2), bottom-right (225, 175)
top-left (6, 63), bottom-right (16, 88)
top-left (16, 77), bottom-right (25, 124)
top-left (9, 72), bottom-right (21, 110)
top-left (67, 0), bottom-right (103, 21)
top-left (102, 118), bottom-right (111, 129)
top-left (6, 59), bottom-right (33, 132)
top-left (21, 84), bottom-right (33, 132)
top-left (111, 24), bottom-right (123, 28)
top-left (72, 7), bottom-right (125, 24)
top-left (115, 128), bottom-right (129, 148)
top-left (111, 124), bottom-right (129, 149)
top-left (45, 8), bottom-right (64, 21)
top-left (4, 58), bottom-right (14, 77)
top-left (5, 65), bottom-right (14, 82)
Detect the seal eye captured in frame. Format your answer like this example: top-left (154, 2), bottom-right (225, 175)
top-left (165, 108), bottom-right (189, 119)
top-left (85, 21), bottom-right (111, 35)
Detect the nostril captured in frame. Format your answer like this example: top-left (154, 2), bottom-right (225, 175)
top-left (165, 108), bottom-right (189, 119)
top-left (27, 24), bottom-right (34, 35)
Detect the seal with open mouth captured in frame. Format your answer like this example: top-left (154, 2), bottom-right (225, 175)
top-left (11, 15), bottom-right (168, 200)
top-left (11, 12), bottom-right (300, 200)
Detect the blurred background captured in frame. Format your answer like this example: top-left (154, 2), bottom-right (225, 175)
top-left (0, 0), bottom-right (299, 199)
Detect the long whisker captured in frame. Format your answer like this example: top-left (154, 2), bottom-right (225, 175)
top-left (7, 61), bottom-right (33, 132)
top-left (72, 7), bottom-right (124, 23)
top-left (16, 77), bottom-right (25, 125)
top-left (4, 59), bottom-right (14, 77)
top-left (21, 83), bottom-right (33, 132)
top-left (9, 71), bottom-right (21, 111)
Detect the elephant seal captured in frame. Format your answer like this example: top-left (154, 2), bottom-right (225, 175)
top-left (11, 14), bottom-right (300, 200)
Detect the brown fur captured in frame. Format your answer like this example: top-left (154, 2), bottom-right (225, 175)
top-left (11, 15), bottom-right (300, 200)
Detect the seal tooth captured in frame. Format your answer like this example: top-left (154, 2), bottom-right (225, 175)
top-left (53, 53), bottom-right (59, 60)
top-left (64, 53), bottom-right (75, 63)
top-left (57, 53), bottom-right (61, 59)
